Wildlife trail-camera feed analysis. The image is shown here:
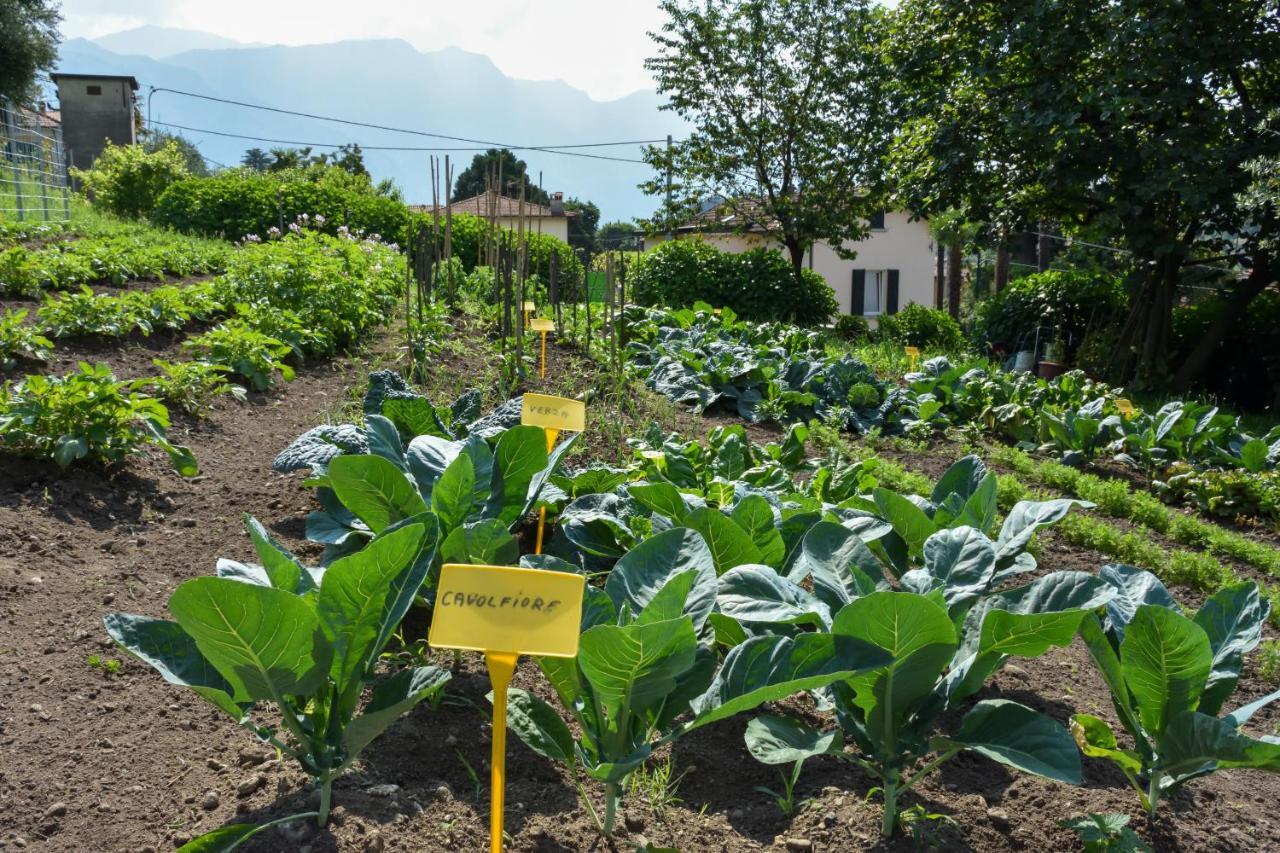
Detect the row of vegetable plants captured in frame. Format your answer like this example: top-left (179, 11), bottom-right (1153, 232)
top-left (0, 227), bottom-right (233, 296)
top-left (0, 229), bottom-right (406, 474)
top-left (624, 305), bottom-right (1280, 523)
top-left (106, 377), bottom-right (1280, 848)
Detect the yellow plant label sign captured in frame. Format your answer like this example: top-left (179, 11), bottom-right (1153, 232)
top-left (429, 564), bottom-right (585, 657)
top-left (1116, 398), bottom-right (1136, 419)
top-left (530, 318), bottom-right (554, 332)
top-left (904, 346), bottom-right (920, 358)
top-left (521, 393), bottom-right (585, 432)
top-left (523, 300), bottom-right (536, 312)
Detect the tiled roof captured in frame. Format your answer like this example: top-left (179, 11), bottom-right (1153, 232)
top-left (411, 193), bottom-right (575, 218)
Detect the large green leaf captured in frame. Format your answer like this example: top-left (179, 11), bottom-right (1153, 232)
top-left (103, 613), bottom-right (248, 720)
top-left (793, 521), bottom-right (885, 609)
top-left (908, 526), bottom-right (996, 609)
top-left (688, 631), bottom-right (892, 731)
top-left (372, 512), bottom-right (441, 662)
top-left (1193, 582), bottom-right (1268, 716)
top-left (833, 592), bottom-right (956, 749)
top-left (605, 527), bottom-right (716, 630)
top-left (1078, 616), bottom-right (1148, 752)
top-left (486, 424), bottom-right (548, 525)
top-left (439, 519), bottom-right (519, 566)
top-left (931, 455), bottom-right (989, 504)
top-left (1098, 564), bottom-right (1180, 641)
top-left (169, 578), bottom-right (328, 702)
top-left (1158, 710), bottom-right (1280, 777)
top-left (629, 482), bottom-right (695, 523)
top-left (578, 617), bottom-right (699, 721)
top-left (504, 687), bottom-right (575, 763)
top-left (1121, 605), bottom-right (1212, 737)
top-left (873, 488), bottom-right (936, 556)
top-left (1070, 713), bottom-right (1144, 776)
top-left (944, 699), bottom-right (1082, 784)
top-left (329, 454), bottom-right (428, 534)
top-left (522, 432), bottom-right (581, 519)
top-left (995, 499), bottom-right (1089, 564)
top-left (685, 506), bottom-right (762, 575)
top-left (717, 564), bottom-right (831, 627)
top-left (731, 495), bottom-right (786, 568)
top-left (745, 714), bottom-right (842, 765)
top-left (243, 514), bottom-right (307, 593)
top-left (318, 523), bottom-right (425, 708)
top-left (432, 451), bottom-right (477, 532)
top-left (342, 665), bottom-right (450, 756)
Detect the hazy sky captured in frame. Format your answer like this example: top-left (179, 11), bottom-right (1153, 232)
top-left (57, 0), bottom-right (668, 101)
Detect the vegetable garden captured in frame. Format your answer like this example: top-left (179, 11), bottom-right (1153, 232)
top-left (5, 195), bottom-right (1280, 853)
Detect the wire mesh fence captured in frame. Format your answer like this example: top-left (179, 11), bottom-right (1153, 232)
top-left (1, 99), bottom-right (71, 224)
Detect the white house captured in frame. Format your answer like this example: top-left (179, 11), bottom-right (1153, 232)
top-left (643, 202), bottom-right (936, 320)
top-left (413, 191), bottom-right (576, 243)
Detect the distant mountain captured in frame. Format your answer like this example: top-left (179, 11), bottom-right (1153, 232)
top-left (54, 34), bottom-right (683, 221)
top-left (91, 26), bottom-right (264, 59)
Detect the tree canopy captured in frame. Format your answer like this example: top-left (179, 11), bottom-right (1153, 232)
top-left (452, 148), bottom-right (551, 206)
top-left (642, 0), bottom-right (892, 276)
top-left (885, 0), bottom-right (1280, 383)
top-left (0, 0), bottom-right (60, 106)
top-left (144, 130), bottom-right (209, 178)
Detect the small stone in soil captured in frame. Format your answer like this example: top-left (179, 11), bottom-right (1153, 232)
top-left (236, 774), bottom-right (265, 797)
top-left (202, 791), bottom-right (219, 810)
top-left (784, 839), bottom-right (813, 852)
top-left (987, 807), bottom-right (1012, 829)
top-left (365, 784), bottom-right (400, 797)
top-left (43, 801), bottom-right (67, 818)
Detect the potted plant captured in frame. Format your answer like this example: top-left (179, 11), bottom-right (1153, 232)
top-left (1038, 336), bottom-right (1068, 379)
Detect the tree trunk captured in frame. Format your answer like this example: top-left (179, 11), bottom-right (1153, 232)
top-left (934, 244), bottom-right (945, 308)
top-left (1113, 254), bottom-right (1181, 383)
top-left (946, 243), bottom-right (962, 318)
top-left (995, 245), bottom-right (1010, 293)
top-left (1173, 261), bottom-right (1273, 391)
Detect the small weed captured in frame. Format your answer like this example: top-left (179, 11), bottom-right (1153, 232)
top-left (455, 748), bottom-right (483, 800)
top-left (1259, 640), bottom-right (1280, 686)
top-left (86, 653), bottom-right (122, 674)
top-left (1059, 813), bottom-right (1152, 852)
top-left (627, 754), bottom-right (691, 821)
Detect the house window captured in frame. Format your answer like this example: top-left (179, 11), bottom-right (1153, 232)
top-left (869, 210), bottom-right (886, 230)
top-left (864, 270), bottom-right (886, 315)
top-left (86, 85), bottom-right (102, 95)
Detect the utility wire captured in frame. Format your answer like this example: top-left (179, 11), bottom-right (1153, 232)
top-left (146, 85), bottom-right (663, 164)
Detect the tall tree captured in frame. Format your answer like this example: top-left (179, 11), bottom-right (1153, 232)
top-left (563, 197), bottom-right (600, 253)
top-left (886, 0), bottom-right (1280, 384)
top-left (0, 0), bottom-right (60, 106)
top-left (144, 129), bottom-right (208, 177)
top-left (452, 148), bottom-right (551, 205)
top-left (643, 0), bottom-right (891, 279)
top-left (241, 147), bottom-right (271, 171)
top-left (599, 219), bottom-right (641, 250)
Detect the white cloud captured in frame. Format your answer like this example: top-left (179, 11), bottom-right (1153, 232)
top-left (58, 0), bottom-right (666, 101)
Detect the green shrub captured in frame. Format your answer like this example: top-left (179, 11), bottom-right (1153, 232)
top-left (146, 360), bottom-right (244, 415)
top-left (631, 240), bottom-right (837, 324)
top-left (875, 303), bottom-right (963, 351)
top-left (833, 314), bottom-right (871, 342)
top-left (152, 168), bottom-right (406, 242)
top-left (72, 142), bottom-right (190, 219)
top-left (972, 270), bottom-right (1127, 356)
top-left (0, 310), bottom-right (53, 368)
top-left (184, 322), bottom-right (295, 391)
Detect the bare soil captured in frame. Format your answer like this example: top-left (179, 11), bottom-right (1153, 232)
top-left (3, 313), bottom-right (1280, 852)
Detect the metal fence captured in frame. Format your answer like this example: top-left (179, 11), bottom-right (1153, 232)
top-left (0, 99), bottom-right (71, 223)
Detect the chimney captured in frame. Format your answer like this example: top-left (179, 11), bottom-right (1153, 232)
top-left (549, 192), bottom-right (565, 215)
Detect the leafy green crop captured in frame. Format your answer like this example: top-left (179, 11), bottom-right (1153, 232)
top-left (146, 359), bottom-right (246, 415)
top-left (1074, 565), bottom-right (1280, 813)
top-left (0, 362), bottom-right (197, 475)
top-left (0, 309), bottom-right (53, 369)
top-left (184, 321), bottom-right (295, 391)
top-left (105, 515), bottom-right (449, 832)
top-left (503, 527), bottom-right (890, 840)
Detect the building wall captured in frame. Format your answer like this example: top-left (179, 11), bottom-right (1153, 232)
top-left (645, 210), bottom-right (936, 318)
top-left (54, 78), bottom-right (136, 172)
top-left (494, 215), bottom-right (569, 243)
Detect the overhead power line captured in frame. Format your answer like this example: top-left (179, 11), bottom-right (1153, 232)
top-left (145, 85), bottom-right (663, 165)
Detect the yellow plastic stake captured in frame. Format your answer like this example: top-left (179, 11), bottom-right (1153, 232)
top-left (904, 346), bottom-right (920, 370)
top-left (485, 651), bottom-right (517, 853)
top-left (523, 300), bottom-right (536, 327)
top-left (1116, 398), bottom-right (1136, 420)
top-left (522, 393), bottom-right (585, 554)
top-left (429, 564), bottom-right (586, 853)
top-left (531, 318), bottom-right (554, 379)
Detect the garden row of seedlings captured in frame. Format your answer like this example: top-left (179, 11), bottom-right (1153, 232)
top-left (104, 348), bottom-right (1280, 848)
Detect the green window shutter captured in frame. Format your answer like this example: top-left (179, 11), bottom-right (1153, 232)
top-left (887, 269), bottom-right (899, 314)
top-left (870, 210), bottom-right (886, 230)
top-left (851, 269), bottom-right (865, 315)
